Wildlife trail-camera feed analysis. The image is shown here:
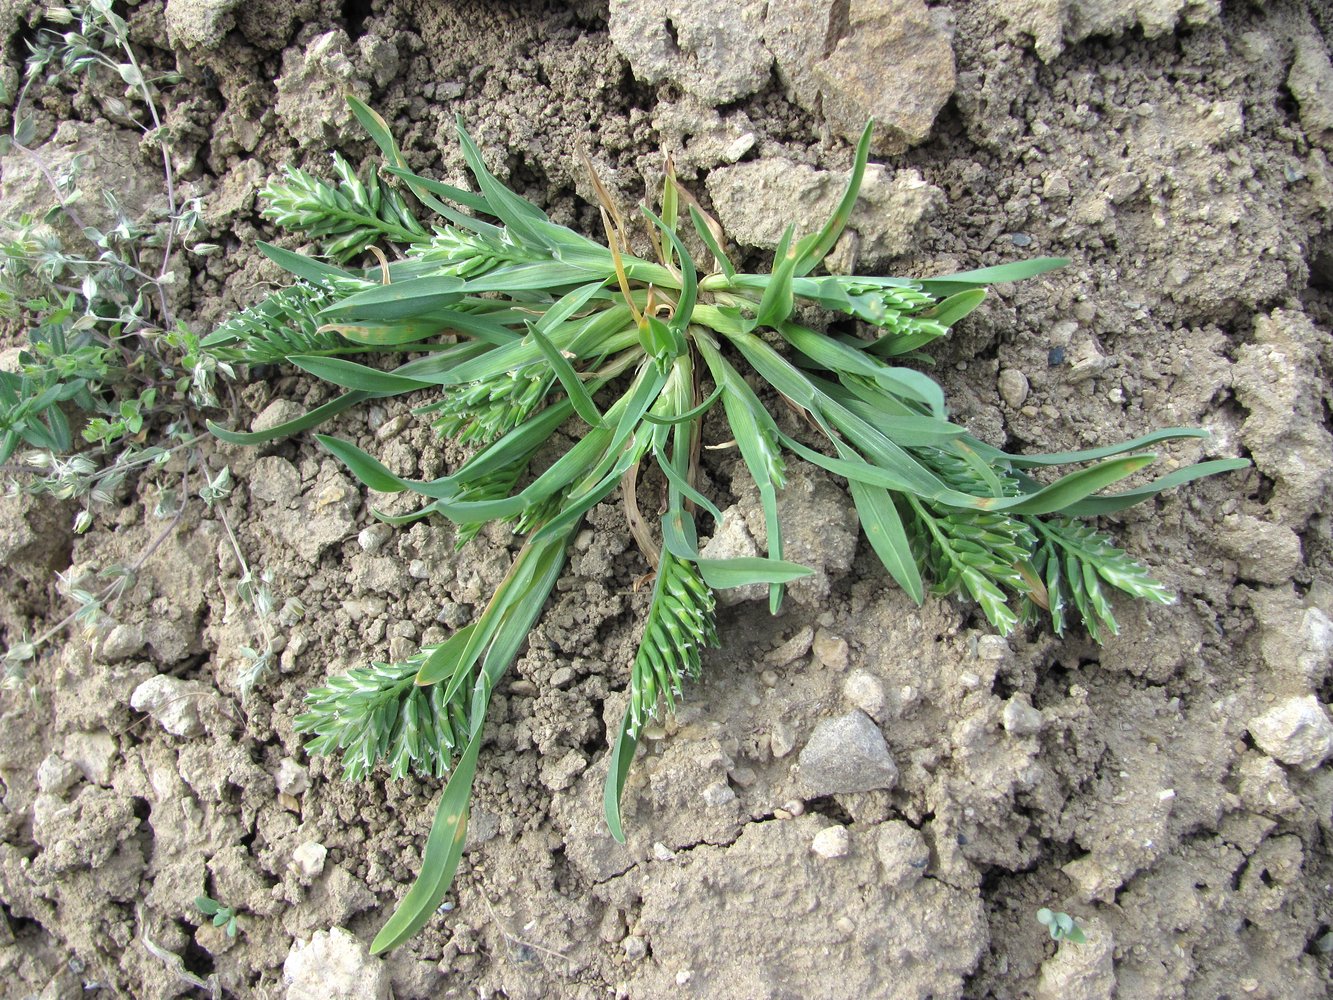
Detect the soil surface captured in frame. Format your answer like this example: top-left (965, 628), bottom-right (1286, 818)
top-left (2, 1), bottom-right (1333, 997)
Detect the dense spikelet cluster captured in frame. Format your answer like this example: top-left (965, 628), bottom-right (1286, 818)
top-left (201, 282), bottom-right (348, 363)
top-left (628, 554), bottom-right (718, 737)
top-left (417, 370), bottom-right (554, 445)
top-left (261, 154), bottom-right (426, 262)
top-left (295, 647), bottom-right (467, 781)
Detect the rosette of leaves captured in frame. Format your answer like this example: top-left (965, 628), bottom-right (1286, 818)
top-left (205, 98), bottom-right (1247, 952)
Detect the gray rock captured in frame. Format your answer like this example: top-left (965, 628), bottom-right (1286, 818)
top-left (291, 842), bottom-right (328, 880)
top-left (701, 781), bottom-right (738, 808)
top-left (819, 4), bottom-right (955, 152)
top-left (1289, 33), bottom-right (1333, 151)
top-left (609, 0), bottom-right (772, 106)
top-left (164, 0), bottom-right (244, 49)
top-left (130, 675), bottom-right (211, 738)
top-left (813, 629), bottom-right (850, 671)
top-left (283, 927), bottom-right (390, 1000)
top-left (100, 623), bottom-right (146, 663)
top-left (700, 508), bottom-right (765, 605)
top-left (36, 754), bottom-right (81, 797)
top-left (811, 825), bottom-right (851, 859)
top-left (275, 759), bottom-right (309, 797)
top-left (876, 821), bottom-right (929, 888)
top-left (62, 730), bottom-right (117, 786)
top-left (798, 710), bottom-right (899, 795)
top-left (1248, 696), bottom-right (1333, 770)
top-left (843, 670), bottom-right (886, 719)
top-left (706, 158), bottom-right (942, 264)
top-left (251, 400), bottom-right (307, 435)
top-left (1002, 695), bottom-right (1044, 737)
top-left (997, 369), bottom-right (1030, 409)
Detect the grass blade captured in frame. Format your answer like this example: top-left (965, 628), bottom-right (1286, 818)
top-left (696, 557), bottom-right (813, 590)
top-left (370, 722), bottom-right (484, 953)
top-left (794, 120), bottom-right (874, 277)
top-left (205, 390), bottom-right (375, 445)
top-left (257, 241), bottom-right (351, 284)
top-left (846, 475), bottom-right (924, 604)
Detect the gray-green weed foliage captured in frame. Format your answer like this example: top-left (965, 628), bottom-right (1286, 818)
top-left (205, 98), bottom-right (1247, 951)
top-left (0, 1), bottom-right (214, 515)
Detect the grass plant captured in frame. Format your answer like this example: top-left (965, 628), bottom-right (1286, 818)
top-left (206, 98), bottom-right (1247, 951)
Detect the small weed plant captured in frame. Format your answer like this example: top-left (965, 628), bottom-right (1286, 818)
top-left (193, 895), bottom-right (240, 938)
top-left (205, 99), bottom-right (1246, 951)
top-left (0, 4), bottom-right (278, 700)
top-left (1037, 907), bottom-right (1087, 944)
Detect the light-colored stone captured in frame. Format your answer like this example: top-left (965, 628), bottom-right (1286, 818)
top-left (36, 754), bottom-right (80, 796)
top-left (130, 675), bottom-right (210, 738)
top-left (811, 825), bottom-right (851, 859)
top-left (701, 781), bottom-right (737, 808)
top-left (608, 0), bottom-right (772, 106)
top-left (1002, 695), bottom-right (1044, 737)
top-left (100, 623), bottom-right (146, 663)
top-left (997, 369), bottom-right (1030, 409)
top-left (812, 629), bottom-right (850, 671)
top-left (766, 627), bottom-right (814, 667)
top-left (706, 159), bottom-right (942, 264)
top-left (814, 0), bottom-right (955, 152)
top-left (843, 670), bottom-right (886, 719)
top-left (62, 730), bottom-right (117, 786)
top-left (275, 759), bottom-right (309, 797)
top-left (798, 710), bottom-right (898, 796)
top-left (283, 927), bottom-right (389, 1000)
top-left (1248, 696), bottom-right (1333, 770)
top-left (291, 841), bottom-right (328, 879)
top-left (700, 509), bottom-right (765, 605)
top-left (876, 821), bottom-right (929, 889)
top-left (251, 400), bottom-right (307, 435)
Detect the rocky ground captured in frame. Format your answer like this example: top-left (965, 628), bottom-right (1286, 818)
top-left (2, 0), bottom-right (1333, 997)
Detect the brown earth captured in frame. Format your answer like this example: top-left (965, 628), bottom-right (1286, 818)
top-left (2, 0), bottom-right (1333, 997)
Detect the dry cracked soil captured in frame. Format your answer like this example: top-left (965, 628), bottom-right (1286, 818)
top-left (2, 0), bottom-right (1333, 998)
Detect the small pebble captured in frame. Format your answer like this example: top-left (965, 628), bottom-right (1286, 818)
top-left (1002, 695), bottom-right (1044, 737)
top-left (760, 669), bottom-right (778, 687)
top-left (358, 523), bottom-right (393, 552)
top-left (1009, 233), bottom-right (1032, 247)
top-left (843, 670), bottom-right (886, 718)
top-left (701, 781), bottom-right (737, 807)
top-left (811, 825), bottom-right (851, 859)
top-left (622, 936), bottom-right (648, 960)
top-left (765, 627), bottom-right (814, 666)
top-left (653, 842), bottom-right (677, 862)
top-left (782, 799), bottom-right (805, 817)
top-left (291, 841), bottom-right (327, 878)
top-left (812, 629), bottom-right (850, 670)
top-left (676, 970), bottom-right (693, 986)
top-left (997, 369), bottom-right (1029, 409)
top-left (275, 758), bottom-right (310, 797)
top-left (770, 721), bottom-right (797, 759)
top-left (976, 635), bottom-right (1011, 661)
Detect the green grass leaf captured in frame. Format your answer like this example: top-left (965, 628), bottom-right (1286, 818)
top-left (794, 120), bottom-right (874, 277)
top-left (697, 557), bottom-right (813, 590)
